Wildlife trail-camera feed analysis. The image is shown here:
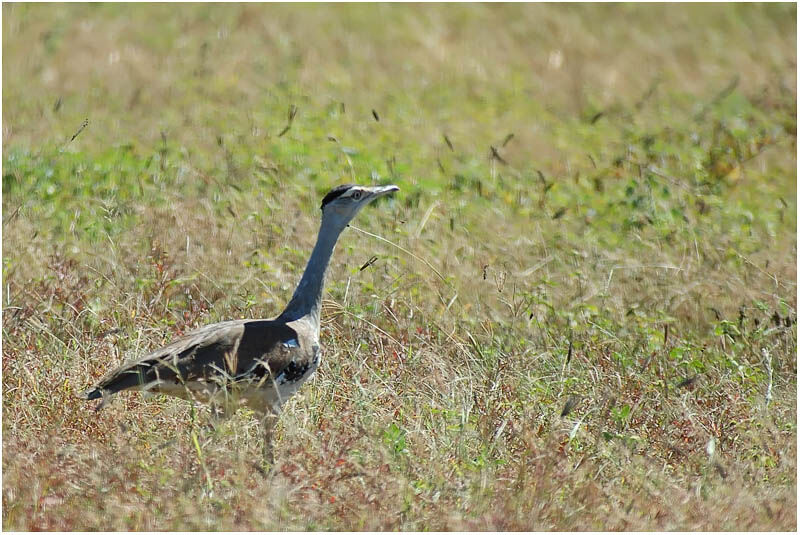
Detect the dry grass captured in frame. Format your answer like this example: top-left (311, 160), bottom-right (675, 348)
top-left (3, 3), bottom-right (797, 530)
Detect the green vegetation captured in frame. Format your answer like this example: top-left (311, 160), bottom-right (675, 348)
top-left (3, 3), bottom-right (796, 530)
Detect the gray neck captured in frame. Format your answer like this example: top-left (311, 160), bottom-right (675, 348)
top-left (278, 214), bottom-right (345, 329)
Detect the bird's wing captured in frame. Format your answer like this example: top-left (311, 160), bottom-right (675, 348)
top-left (83, 318), bottom-right (317, 399)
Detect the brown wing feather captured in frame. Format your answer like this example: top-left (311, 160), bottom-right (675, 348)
top-left (83, 318), bottom-right (315, 399)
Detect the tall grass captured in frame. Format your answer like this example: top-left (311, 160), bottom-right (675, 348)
top-left (3, 3), bottom-right (796, 530)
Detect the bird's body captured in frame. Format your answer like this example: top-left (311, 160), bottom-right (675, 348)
top-left (81, 184), bottom-right (399, 455)
top-left (84, 316), bottom-right (320, 414)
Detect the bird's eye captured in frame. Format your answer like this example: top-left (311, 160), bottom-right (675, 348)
top-left (352, 191), bottom-right (362, 200)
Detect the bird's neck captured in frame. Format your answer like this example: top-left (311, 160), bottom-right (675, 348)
top-left (278, 217), bottom-right (345, 330)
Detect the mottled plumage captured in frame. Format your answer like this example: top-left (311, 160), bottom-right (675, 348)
top-left (80, 184), bottom-right (399, 450)
top-left (83, 317), bottom-right (320, 414)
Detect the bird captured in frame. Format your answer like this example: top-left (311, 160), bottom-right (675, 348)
top-left (80, 183), bottom-right (399, 460)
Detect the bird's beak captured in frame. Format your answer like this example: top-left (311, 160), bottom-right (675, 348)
top-left (366, 184), bottom-right (400, 201)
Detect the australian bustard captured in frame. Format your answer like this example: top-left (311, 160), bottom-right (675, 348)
top-left (80, 183), bottom-right (399, 460)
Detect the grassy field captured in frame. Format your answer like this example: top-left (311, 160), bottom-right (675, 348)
top-left (2, 3), bottom-right (797, 530)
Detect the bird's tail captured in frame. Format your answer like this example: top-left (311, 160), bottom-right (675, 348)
top-left (77, 386), bottom-right (108, 411)
top-left (79, 387), bottom-right (102, 400)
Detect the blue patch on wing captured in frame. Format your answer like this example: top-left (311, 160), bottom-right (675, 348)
top-left (282, 338), bottom-right (299, 348)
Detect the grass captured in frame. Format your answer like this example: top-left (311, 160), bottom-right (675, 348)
top-left (2, 3), bottom-right (797, 530)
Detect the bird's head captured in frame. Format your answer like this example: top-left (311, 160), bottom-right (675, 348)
top-left (320, 183), bottom-right (399, 228)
